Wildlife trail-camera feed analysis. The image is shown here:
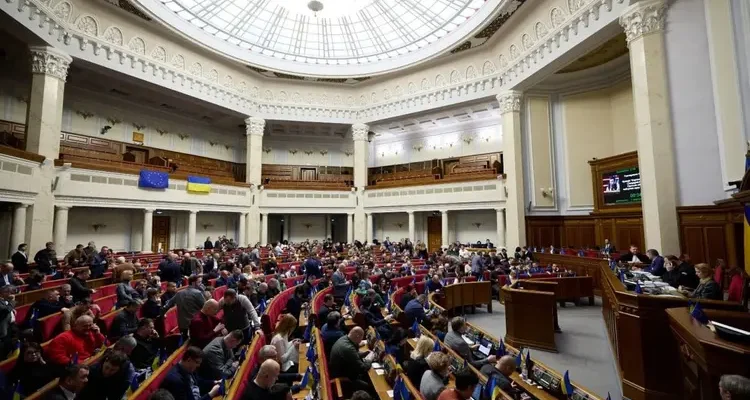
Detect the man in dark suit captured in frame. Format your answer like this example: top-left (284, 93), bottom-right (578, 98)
top-left (69, 268), bottom-right (96, 303)
top-left (161, 346), bottom-right (220, 400)
top-left (602, 239), bottom-right (616, 255)
top-left (479, 355), bottom-right (516, 392)
top-left (317, 294), bottom-right (336, 323)
top-left (619, 245), bottom-right (649, 264)
top-left (42, 364), bottom-right (89, 400)
top-left (33, 242), bottom-right (58, 275)
top-left (11, 243), bottom-right (28, 273)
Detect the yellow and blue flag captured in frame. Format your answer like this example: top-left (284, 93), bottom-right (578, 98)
top-left (9, 341), bottom-right (20, 358)
top-left (689, 301), bottom-right (709, 324)
top-left (217, 377), bottom-right (227, 396)
top-left (433, 340), bottom-right (441, 352)
top-left (125, 374), bottom-right (140, 396)
top-left (306, 339), bottom-right (316, 362)
top-left (561, 370), bottom-right (574, 397)
top-left (186, 176), bottom-right (211, 193)
top-left (12, 382), bottom-right (22, 400)
top-left (496, 339), bottom-right (506, 357)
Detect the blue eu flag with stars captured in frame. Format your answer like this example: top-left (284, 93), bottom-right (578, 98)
top-left (139, 170), bottom-right (169, 189)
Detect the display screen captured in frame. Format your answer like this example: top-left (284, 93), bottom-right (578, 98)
top-left (602, 167), bottom-right (641, 205)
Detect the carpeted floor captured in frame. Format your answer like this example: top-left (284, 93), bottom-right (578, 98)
top-left (465, 298), bottom-right (622, 399)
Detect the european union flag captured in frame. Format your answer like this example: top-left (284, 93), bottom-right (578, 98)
top-left (689, 301), bottom-right (709, 325)
top-left (433, 340), bottom-right (441, 352)
top-left (300, 366), bottom-right (312, 389)
top-left (138, 170), bottom-right (169, 189)
top-left (496, 339), bottom-right (506, 357)
top-left (217, 378), bottom-right (227, 396)
top-left (393, 376), bottom-right (410, 400)
top-left (514, 348), bottom-right (523, 367)
top-left (411, 319), bottom-right (420, 337)
top-left (125, 374), bottom-right (139, 396)
top-left (258, 297), bottom-right (267, 314)
top-left (238, 347), bottom-right (247, 363)
top-left (303, 319), bottom-right (313, 342)
top-left (306, 340), bottom-right (316, 362)
top-left (561, 370), bottom-right (574, 396)
top-left (635, 282), bottom-right (643, 294)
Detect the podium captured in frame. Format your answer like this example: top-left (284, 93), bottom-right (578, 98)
top-left (667, 308), bottom-right (750, 400)
top-left (439, 281), bottom-right (493, 314)
top-left (501, 286), bottom-right (557, 352)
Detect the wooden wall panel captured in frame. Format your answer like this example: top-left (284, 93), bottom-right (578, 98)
top-left (704, 226), bottom-right (728, 265)
top-left (681, 226), bottom-right (707, 262)
top-left (526, 214), bottom-right (643, 250)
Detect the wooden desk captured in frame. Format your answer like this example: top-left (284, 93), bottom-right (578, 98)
top-left (293, 342), bottom-right (313, 399)
top-left (435, 281), bottom-right (493, 315)
top-left (667, 308), bottom-right (750, 400)
top-left (501, 286), bottom-right (557, 352)
top-left (527, 276), bottom-right (595, 306)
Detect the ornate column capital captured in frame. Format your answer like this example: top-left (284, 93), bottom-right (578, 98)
top-left (619, 0), bottom-right (667, 44)
top-left (189, 210), bottom-right (199, 215)
top-left (407, 211), bottom-right (414, 215)
top-left (29, 46), bottom-right (72, 81)
top-left (245, 117), bottom-right (266, 136)
top-left (352, 123), bottom-right (370, 141)
top-left (144, 208), bottom-right (155, 213)
top-left (55, 205), bottom-right (70, 211)
top-left (16, 204), bottom-right (30, 209)
top-left (496, 91), bottom-right (523, 115)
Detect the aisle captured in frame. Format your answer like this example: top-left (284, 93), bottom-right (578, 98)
top-left (466, 298), bottom-right (622, 399)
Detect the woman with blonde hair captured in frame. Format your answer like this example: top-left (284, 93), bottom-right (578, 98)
top-left (420, 351), bottom-right (452, 400)
top-left (680, 263), bottom-right (722, 300)
top-left (406, 336), bottom-right (435, 386)
top-left (271, 313), bottom-right (301, 373)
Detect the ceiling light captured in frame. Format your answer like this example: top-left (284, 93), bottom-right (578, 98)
top-left (307, 0), bottom-right (324, 16)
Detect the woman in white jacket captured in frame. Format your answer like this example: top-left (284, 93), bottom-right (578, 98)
top-left (271, 313), bottom-right (301, 373)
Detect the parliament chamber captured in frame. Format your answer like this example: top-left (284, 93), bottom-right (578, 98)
top-left (1, 0), bottom-right (750, 399)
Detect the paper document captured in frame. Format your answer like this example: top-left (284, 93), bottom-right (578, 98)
top-left (387, 391), bottom-right (394, 398)
top-left (375, 369), bottom-right (385, 375)
top-left (462, 335), bottom-right (474, 345)
top-left (478, 344), bottom-right (491, 356)
top-left (372, 363), bottom-right (382, 369)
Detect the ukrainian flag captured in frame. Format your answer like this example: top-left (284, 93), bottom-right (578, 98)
top-left (187, 176), bottom-right (211, 194)
top-left (561, 370), bottom-right (574, 397)
top-left (9, 341), bottom-right (20, 358)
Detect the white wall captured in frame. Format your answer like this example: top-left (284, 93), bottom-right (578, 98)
top-left (0, 207), bottom-right (12, 260)
top-left (451, 210), bottom-right (497, 245)
top-left (262, 137), bottom-right (353, 167)
top-left (664, 0), bottom-right (726, 205)
top-left (196, 212), bottom-right (239, 244)
top-left (375, 213), bottom-right (409, 242)
top-left (0, 81), bottom-right (28, 124)
top-left (67, 207), bottom-right (138, 252)
top-left (331, 214), bottom-right (347, 243)
top-left (288, 214), bottom-right (327, 242)
top-left (371, 123), bottom-right (502, 167)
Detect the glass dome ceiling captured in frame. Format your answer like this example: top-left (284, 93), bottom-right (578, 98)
top-left (136, 0), bottom-right (503, 77)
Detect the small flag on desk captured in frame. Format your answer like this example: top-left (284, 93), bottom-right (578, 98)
top-left (303, 319), bottom-right (313, 342)
top-left (561, 370), bottom-right (574, 397)
top-left (344, 286), bottom-right (352, 307)
top-left (238, 347), bottom-right (247, 363)
top-left (635, 282), bottom-right (643, 294)
top-left (306, 338), bottom-right (316, 362)
top-left (496, 339), bottom-right (506, 357)
top-left (411, 319), bottom-right (420, 337)
top-left (125, 374), bottom-right (139, 396)
top-left (514, 348), bottom-right (523, 367)
top-left (152, 348), bottom-right (163, 370)
top-left (28, 308), bottom-right (39, 328)
top-left (70, 352), bottom-right (79, 365)
top-left (12, 382), bottom-right (22, 400)
top-left (217, 377), bottom-right (227, 396)
top-left (433, 340), bottom-right (441, 352)
top-left (689, 301), bottom-right (709, 325)
top-left (138, 170), bottom-right (169, 189)
top-left (606, 392), bottom-right (612, 400)
top-left (186, 176), bottom-right (211, 193)
top-left (9, 341), bottom-right (20, 358)
top-left (300, 366), bottom-right (314, 389)
top-left (393, 376), bottom-right (410, 400)
top-left (258, 297), bottom-right (267, 314)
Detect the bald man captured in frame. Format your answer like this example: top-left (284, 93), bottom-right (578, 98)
top-left (189, 299), bottom-right (225, 349)
top-left (479, 355), bottom-right (516, 392)
top-left (243, 359), bottom-right (281, 400)
top-left (47, 315), bottom-right (106, 367)
top-left (330, 327), bottom-right (375, 394)
top-left (252, 344), bottom-right (301, 386)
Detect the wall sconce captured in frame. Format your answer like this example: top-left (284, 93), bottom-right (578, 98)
top-left (304, 149), bottom-right (314, 156)
top-left (413, 144), bottom-right (424, 152)
top-left (225, 144), bottom-right (233, 150)
top-left (106, 117), bottom-right (121, 126)
top-left (395, 223), bottom-right (404, 228)
top-left (472, 222), bottom-right (483, 229)
top-left (157, 128), bottom-right (169, 136)
top-left (303, 223), bottom-right (313, 229)
top-left (344, 150), bottom-right (353, 157)
top-left (540, 187), bottom-right (554, 198)
top-left (76, 110), bottom-right (94, 119)
top-left (201, 223), bottom-right (214, 230)
top-left (462, 136), bottom-right (474, 145)
top-left (263, 147), bottom-right (272, 154)
top-left (133, 123), bottom-right (147, 130)
top-left (320, 150), bottom-right (328, 156)
top-left (209, 141), bottom-right (218, 147)
top-left (177, 133), bottom-right (190, 140)
top-left (91, 223), bottom-right (107, 232)
top-left (289, 149), bottom-right (299, 155)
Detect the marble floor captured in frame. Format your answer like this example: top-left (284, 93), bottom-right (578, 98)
top-left (465, 298), bottom-right (622, 399)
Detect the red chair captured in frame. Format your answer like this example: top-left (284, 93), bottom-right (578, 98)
top-left (15, 304), bottom-right (31, 327)
top-left (38, 313), bottom-right (63, 342)
top-left (94, 294), bottom-right (118, 314)
top-left (213, 285), bottom-right (227, 301)
top-left (727, 274), bottom-right (747, 304)
top-left (41, 279), bottom-right (66, 289)
top-left (161, 307), bottom-right (179, 337)
top-left (714, 263), bottom-right (725, 291)
top-left (100, 309), bottom-right (122, 334)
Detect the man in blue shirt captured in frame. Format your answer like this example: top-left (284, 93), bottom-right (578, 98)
top-left (303, 255), bottom-right (322, 278)
top-left (426, 274), bottom-right (443, 293)
top-left (404, 294), bottom-right (427, 326)
top-left (644, 249), bottom-right (665, 276)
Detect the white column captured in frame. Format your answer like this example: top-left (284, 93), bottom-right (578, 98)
top-left (366, 213), bottom-right (374, 243)
top-left (245, 212), bottom-right (254, 246)
top-left (261, 213), bottom-right (269, 245)
top-left (408, 211), bottom-right (415, 242)
top-left (245, 117), bottom-right (265, 185)
top-left (142, 209), bottom-right (154, 253)
top-left (495, 208), bottom-right (506, 249)
top-left (27, 47), bottom-right (71, 253)
top-left (352, 123), bottom-right (369, 242)
top-left (10, 204), bottom-right (28, 256)
top-left (187, 210), bottom-right (197, 250)
top-left (496, 91), bottom-right (526, 248)
top-left (441, 210), bottom-right (449, 247)
top-left (347, 213), bottom-right (354, 244)
top-left (53, 206), bottom-right (69, 256)
top-left (238, 212), bottom-right (247, 247)
top-left (620, 0), bottom-right (679, 254)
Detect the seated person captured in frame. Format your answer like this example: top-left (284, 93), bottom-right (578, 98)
top-left (426, 275), bottom-right (443, 293)
top-left (360, 297), bottom-right (393, 338)
top-left (284, 286), bottom-right (306, 320)
top-left (110, 299), bottom-right (141, 341)
top-left (507, 271), bottom-right (521, 289)
top-left (479, 355), bottom-right (516, 392)
top-left (252, 345), bottom-right (301, 386)
top-left (199, 330), bottom-right (243, 380)
top-left (271, 314), bottom-right (301, 374)
top-left (61, 301), bottom-right (97, 331)
top-left (116, 270), bottom-right (142, 308)
top-left (399, 285), bottom-right (417, 310)
top-left (404, 294), bottom-right (428, 327)
top-left (680, 263), bottom-right (723, 300)
top-left (385, 328), bottom-right (408, 363)
top-left (330, 327), bottom-right (375, 395)
top-left (161, 346), bottom-right (221, 400)
top-left (405, 336), bottom-right (434, 390)
top-left (47, 315), bottom-right (106, 368)
top-left (142, 287), bottom-right (162, 319)
top-left (444, 317), bottom-right (495, 368)
top-left (718, 375), bottom-right (750, 400)
top-left (189, 299), bottom-right (225, 349)
top-left (317, 294), bottom-right (336, 323)
top-left (8, 342), bottom-right (55, 396)
top-left (160, 282), bottom-right (177, 305)
top-left (130, 318), bottom-right (160, 370)
top-left (77, 350), bottom-right (130, 400)
top-left (619, 245), bottom-right (649, 265)
top-left (641, 249), bottom-right (665, 276)
top-left (321, 311), bottom-right (345, 359)
top-left (267, 279), bottom-right (281, 298)
top-left (42, 364), bottom-right (89, 400)
top-left (242, 359), bottom-right (282, 400)
top-left (420, 352), bottom-right (452, 400)
top-left (30, 289), bottom-right (67, 321)
top-left (215, 270), bottom-right (232, 288)
top-left (438, 370), bottom-right (479, 400)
